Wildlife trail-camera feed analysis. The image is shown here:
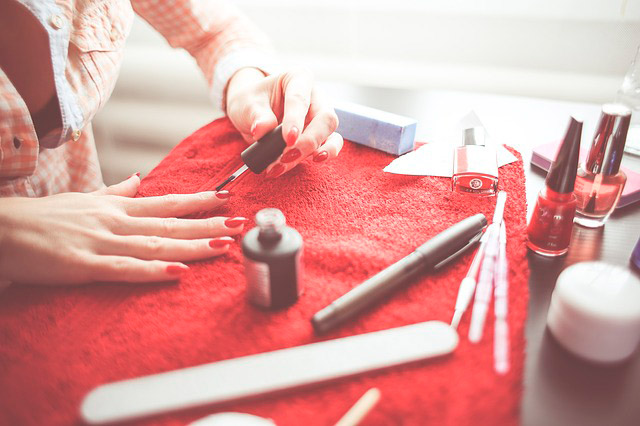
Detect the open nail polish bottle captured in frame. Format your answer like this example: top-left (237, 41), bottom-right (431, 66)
top-left (574, 103), bottom-right (631, 228)
top-left (452, 127), bottom-right (499, 195)
top-left (527, 117), bottom-right (582, 257)
top-left (242, 208), bottom-right (303, 309)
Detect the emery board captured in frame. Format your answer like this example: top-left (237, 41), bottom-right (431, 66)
top-left (81, 321), bottom-right (458, 424)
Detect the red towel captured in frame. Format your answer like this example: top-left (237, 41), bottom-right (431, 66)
top-left (0, 118), bottom-right (529, 425)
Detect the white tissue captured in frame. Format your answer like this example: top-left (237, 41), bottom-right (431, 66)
top-left (383, 143), bottom-right (518, 177)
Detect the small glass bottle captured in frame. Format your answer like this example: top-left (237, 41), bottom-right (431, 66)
top-left (616, 45), bottom-right (640, 156)
top-left (452, 127), bottom-right (499, 196)
top-left (527, 117), bottom-right (582, 257)
top-left (242, 208), bottom-right (303, 309)
top-left (574, 104), bottom-right (631, 228)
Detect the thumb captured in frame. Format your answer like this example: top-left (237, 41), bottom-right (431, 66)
top-left (93, 173), bottom-right (140, 197)
top-left (248, 107), bottom-right (279, 143)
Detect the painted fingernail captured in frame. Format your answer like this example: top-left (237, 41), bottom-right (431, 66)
top-left (266, 163), bottom-right (285, 179)
top-left (313, 151), bottom-right (329, 163)
top-left (128, 172), bottom-right (140, 179)
top-left (225, 217), bottom-right (248, 228)
top-left (166, 264), bottom-right (189, 276)
top-left (287, 126), bottom-right (299, 146)
top-left (216, 190), bottom-right (231, 199)
top-left (209, 237), bottom-right (234, 248)
top-left (281, 148), bottom-right (301, 163)
top-left (251, 120), bottom-right (266, 137)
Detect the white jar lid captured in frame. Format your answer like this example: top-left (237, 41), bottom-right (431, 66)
top-left (546, 261), bottom-right (640, 363)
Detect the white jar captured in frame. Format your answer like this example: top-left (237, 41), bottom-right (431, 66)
top-left (547, 262), bottom-right (640, 363)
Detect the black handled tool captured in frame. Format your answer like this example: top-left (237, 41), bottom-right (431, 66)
top-left (215, 125), bottom-right (287, 191)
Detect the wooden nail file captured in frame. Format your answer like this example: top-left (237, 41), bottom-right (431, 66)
top-left (81, 321), bottom-right (458, 424)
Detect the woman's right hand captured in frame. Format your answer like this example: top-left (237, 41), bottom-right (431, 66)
top-left (0, 175), bottom-right (245, 285)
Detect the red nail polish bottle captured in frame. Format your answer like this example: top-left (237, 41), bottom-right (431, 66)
top-left (574, 104), bottom-right (631, 228)
top-left (527, 117), bottom-right (582, 257)
top-left (452, 127), bottom-right (499, 196)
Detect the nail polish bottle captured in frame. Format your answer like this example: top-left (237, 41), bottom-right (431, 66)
top-left (527, 117), bottom-right (582, 257)
top-left (574, 104), bottom-right (631, 228)
top-left (242, 208), bottom-right (303, 309)
top-left (452, 127), bottom-right (499, 195)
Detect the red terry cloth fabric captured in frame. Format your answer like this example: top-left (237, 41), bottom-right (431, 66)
top-left (0, 118), bottom-right (529, 426)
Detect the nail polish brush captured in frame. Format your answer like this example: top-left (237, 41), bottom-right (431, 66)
top-left (215, 125), bottom-right (286, 191)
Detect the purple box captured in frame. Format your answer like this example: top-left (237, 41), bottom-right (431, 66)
top-left (335, 101), bottom-right (417, 155)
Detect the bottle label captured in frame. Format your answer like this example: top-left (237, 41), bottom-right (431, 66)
top-left (244, 258), bottom-right (271, 307)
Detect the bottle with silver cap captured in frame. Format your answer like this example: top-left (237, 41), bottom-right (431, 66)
top-left (574, 103), bottom-right (631, 228)
top-left (452, 126), bottom-right (499, 196)
top-left (242, 208), bottom-right (303, 309)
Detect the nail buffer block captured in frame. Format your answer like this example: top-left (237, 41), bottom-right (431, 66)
top-left (335, 101), bottom-right (417, 155)
top-left (80, 321), bottom-right (457, 424)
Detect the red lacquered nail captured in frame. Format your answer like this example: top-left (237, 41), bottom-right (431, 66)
top-left (313, 151), bottom-right (329, 163)
top-left (287, 126), bottom-right (299, 146)
top-left (225, 217), bottom-right (248, 228)
top-left (216, 190), bottom-right (231, 199)
top-left (266, 163), bottom-right (285, 178)
top-left (281, 148), bottom-right (301, 163)
top-left (209, 237), bottom-right (234, 248)
top-left (127, 172), bottom-right (141, 179)
top-left (166, 264), bottom-right (189, 276)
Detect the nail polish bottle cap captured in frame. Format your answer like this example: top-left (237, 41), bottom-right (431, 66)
top-left (461, 127), bottom-right (487, 147)
top-left (256, 208), bottom-right (286, 243)
top-left (546, 117), bottom-right (582, 193)
top-left (585, 103), bottom-right (631, 176)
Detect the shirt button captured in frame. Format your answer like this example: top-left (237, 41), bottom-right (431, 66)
top-left (72, 129), bottom-right (82, 141)
top-left (50, 15), bottom-right (65, 30)
top-left (13, 137), bottom-right (22, 149)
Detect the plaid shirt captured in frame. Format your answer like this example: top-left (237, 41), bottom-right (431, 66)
top-left (0, 0), bottom-right (272, 197)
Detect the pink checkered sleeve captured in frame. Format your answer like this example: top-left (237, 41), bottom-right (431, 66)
top-left (0, 70), bottom-right (38, 178)
top-left (131, 0), bottom-right (275, 110)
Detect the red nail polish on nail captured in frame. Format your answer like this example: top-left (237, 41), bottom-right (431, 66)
top-left (267, 164), bottom-right (285, 178)
top-left (216, 190), bottom-right (231, 199)
top-left (166, 264), bottom-right (188, 276)
top-left (313, 151), bottom-right (329, 163)
top-left (225, 217), bottom-right (248, 228)
top-left (287, 126), bottom-right (299, 146)
top-left (128, 172), bottom-right (141, 179)
top-left (281, 148), bottom-right (301, 163)
top-left (251, 121), bottom-right (261, 137)
top-left (209, 237), bottom-right (234, 248)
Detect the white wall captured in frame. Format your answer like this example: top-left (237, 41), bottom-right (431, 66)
top-left (236, 0), bottom-right (640, 102)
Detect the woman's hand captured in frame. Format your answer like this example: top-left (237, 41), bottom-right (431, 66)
top-left (225, 67), bottom-right (343, 178)
top-left (0, 175), bottom-right (245, 285)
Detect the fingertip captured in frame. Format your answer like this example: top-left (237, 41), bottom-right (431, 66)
top-left (285, 126), bottom-right (299, 146)
top-left (266, 163), bottom-right (286, 179)
top-left (209, 236), bottom-right (235, 248)
top-left (166, 263), bottom-right (189, 277)
top-left (313, 151), bottom-right (329, 163)
top-left (251, 117), bottom-right (278, 141)
top-left (216, 190), bottom-right (231, 200)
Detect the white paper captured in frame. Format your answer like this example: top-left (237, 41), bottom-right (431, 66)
top-left (383, 143), bottom-right (518, 177)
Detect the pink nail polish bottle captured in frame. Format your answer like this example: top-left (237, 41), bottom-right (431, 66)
top-left (574, 103), bottom-right (631, 228)
top-left (452, 127), bottom-right (499, 196)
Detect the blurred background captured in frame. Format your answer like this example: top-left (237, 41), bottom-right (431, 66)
top-left (93, 0), bottom-right (640, 185)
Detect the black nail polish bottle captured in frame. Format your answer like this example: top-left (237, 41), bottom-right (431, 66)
top-left (242, 208), bottom-right (303, 309)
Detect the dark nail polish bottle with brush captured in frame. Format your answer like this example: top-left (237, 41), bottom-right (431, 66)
top-left (242, 208), bottom-right (304, 309)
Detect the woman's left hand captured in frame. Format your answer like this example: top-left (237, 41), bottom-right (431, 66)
top-left (225, 67), bottom-right (343, 178)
